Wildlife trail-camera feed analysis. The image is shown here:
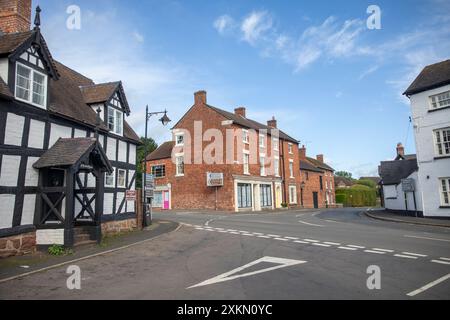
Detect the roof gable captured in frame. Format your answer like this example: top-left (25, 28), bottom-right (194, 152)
top-left (80, 81), bottom-right (131, 115)
top-left (404, 59), bottom-right (450, 96)
top-left (146, 141), bottom-right (175, 161)
top-left (378, 158), bottom-right (418, 185)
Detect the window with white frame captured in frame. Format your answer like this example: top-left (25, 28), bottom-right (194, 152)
top-left (288, 143), bottom-right (293, 154)
top-left (243, 153), bottom-right (250, 175)
top-left (259, 134), bottom-right (265, 148)
top-left (430, 90), bottom-right (450, 110)
top-left (274, 157), bottom-right (280, 177)
top-left (289, 186), bottom-right (297, 204)
top-left (176, 155), bottom-right (184, 176)
top-left (434, 128), bottom-right (450, 156)
top-left (151, 165), bottom-right (166, 178)
top-left (440, 178), bottom-right (450, 206)
top-left (242, 129), bottom-right (249, 144)
top-left (176, 133), bottom-right (184, 146)
top-left (108, 107), bottom-right (123, 136)
top-left (15, 62), bottom-right (47, 108)
top-left (273, 138), bottom-right (279, 152)
top-left (117, 169), bottom-right (126, 188)
top-left (260, 156), bottom-right (266, 176)
top-left (289, 160), bottom-right (294, 178)
top-left (105, 169), bottom-right (115, 187)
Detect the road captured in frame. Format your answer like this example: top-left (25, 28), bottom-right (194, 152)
top-left (0, 208), bottom-right (449, 299)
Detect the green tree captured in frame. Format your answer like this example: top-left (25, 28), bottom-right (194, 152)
top-left (136, 137), bottom-right (158, 188)
top-left (335, 171), bottom-right (353, 179)
top-left (357, 179), bottom-right (377, 189)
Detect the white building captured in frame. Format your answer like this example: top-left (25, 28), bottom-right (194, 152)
top-left (404, 59), bottom-right (450, 217)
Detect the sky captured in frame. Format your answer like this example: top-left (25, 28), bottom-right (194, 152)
top-left (35, 0), bottom-right (450, 177)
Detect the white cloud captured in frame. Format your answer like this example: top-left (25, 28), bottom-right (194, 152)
top-left (241, 11), bottom-right (273, 45)
top-left (213, 15), bottom-right (235, 34)
top-left (359, 65), bottom-right (379, 80)
top-left (132, 31), bottom-right (145, 43)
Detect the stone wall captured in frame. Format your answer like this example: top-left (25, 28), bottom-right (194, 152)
top-left (101, 218), bottom-right (137, 237)
top-left (0, 231), bottom-right (36, 258)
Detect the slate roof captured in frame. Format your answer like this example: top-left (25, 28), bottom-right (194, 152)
top-left (300, 159), bottom-right (324, 173)
top-left (207, 105), bottom-right (299, 144)
top-left (0, 76), bottom-right (13, 99)
top-left (404, 59), bottom-right (450, 96)
top-left (145, 141), bottom-right (175, 161)
top-left (34, 138), bottom-right (99, 168)
top-left (0, 30), bottom-right (140, 143)
top-left (306, 156), bottom-right (334, 172)
top-left (378, 158), bottom-right (418, 185)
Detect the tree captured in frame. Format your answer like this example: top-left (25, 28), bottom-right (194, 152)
top-left (136, 137), bottom-right (158, 188)
top-left (357, 179), bottom-right (377, 189)
top-left (335, 171), bottom-right (353, 179)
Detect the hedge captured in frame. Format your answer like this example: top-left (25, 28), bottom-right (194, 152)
top-left (335, 186), bottom-right (377, 207)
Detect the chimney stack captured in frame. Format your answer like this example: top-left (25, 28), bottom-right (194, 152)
top-left (0, 0), bottom-right (32, 34)
top-left (194, 90), bottom-right (207, 105)
top-left (299, 145), bottom-right (306, 159)
top-left (317, 154), bottom-right (324, 163)
top-left (235, 107), bottom-right (246, 118)
top-left (267, 116), bottom-right (277, 128)
top-left (396, 143), bottom-right (405, 158)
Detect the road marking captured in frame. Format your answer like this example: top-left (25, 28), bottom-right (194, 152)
top-left (285, 237), bottom-right (299, 240)
top-left (404, 235), bottom-right (450, 242)
top-left (324, 219), bottom-right (343, 224)
top-left (230, 232), bottom-right (240, 235)
top-left (267, 234), bottom-right (282, 238)
top-left (431, 260), bottom-right (450, 265)
top-left (324, 242), bottom-right (341, 246)
top-left (238, 230), bottom-right (250, 233)
top-left (372, 248), bottom-right (395, 253)
top-left (187, 256), bottom-right (307, 289)
top-left (294, 240), bottom-right (309, 244)
top-left (407, 273), bottom-right (450, 297)
top-left (440, 257), bottom-right (450, 261)
top-left (218, 230), bottom-right (229, 233)
top-left (242, 233), bottom-right (254, 237)
top-left (347, 245), bottom-right (365, 249)
top-left (227, 229), bottom-right (237, 232)
top-left (195, 227), bottom-right (206, 230)
top-left (312, 243), bottom-right (331, 247)
top-left (394, 254), bottom-right (418, 259)
top-left (338, 247), bottom-right (358, 251)
top-left (364, 250), bottom-right (386, 254)
top-left (252, 233), bottom-right (264, 236)
top-left (402, 252), bottom-right (427, 257)
top-left (274, 238), bottom-right (289, 241)
top-left (304, 239), bottom-right (320, 243)
top-left (258, 236), bottom-right (271, 239)
top-left (298, 220), bottom-right (325, 227)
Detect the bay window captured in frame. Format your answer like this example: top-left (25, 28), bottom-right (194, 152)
top-left (15, 62), bottom-right (47, 108)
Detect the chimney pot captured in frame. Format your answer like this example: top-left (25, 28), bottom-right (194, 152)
top-left (396, 142), bottom-right (405, 158)
top-left (235, 107), bottom-right (246, 118)
top-left (317, 154), bottom-right (324, 163)
top-left (267, 116), bottom-right (277, 128)
top-left (194, 90), bottom-right (207, 105)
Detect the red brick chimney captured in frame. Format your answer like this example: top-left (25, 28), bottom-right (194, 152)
top-left (396, 143), bottom-right (405, 158)
top-left (235, 107), bottom-right (246, 118)
top-left (194, 90), bottom-right (207, 105)
top-left (317, 154), bottom-right (324, 163)
top-left (0, 0), bottom-right (32, 34)
top-left (299, 145), bottom-right (306, 160)
top-left (267, 116), bottom-right (277, 128)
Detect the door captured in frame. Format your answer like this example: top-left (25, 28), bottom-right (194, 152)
top-left (275, 186), bottom-right (282, 208)
top-left (42, 168), bottom-right (66, 222)
top-left (163, 191), bottom-right (170, 210)
top-left (313, 192), bottom-right (319, 209)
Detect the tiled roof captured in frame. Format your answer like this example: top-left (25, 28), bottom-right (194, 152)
top-left (300, 159), bottom-right (323, 173)
top-left (207, 105), bottom-right (299, 144)
top-left (146, 141), bottom-right (174, 161)
top-left (0, 76), bottom-right (13, 99)
top-left (34, 138), bottom-right (98, 168)
top-left (80, 82), bottom-right (119, 104)
top-left (306, 156), bottom-right (334, 172)
top-left (0, 31), bottom-right (33, 56)
top-left (404, 59), bottom-right (450, 96)
top-left (335, 176), bottom-right (354, 187)
top-left (378, 158), bottom-right (418, 185)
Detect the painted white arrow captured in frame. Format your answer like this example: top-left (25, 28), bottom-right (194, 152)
top-left (187, 256), bottom-right (307, 289)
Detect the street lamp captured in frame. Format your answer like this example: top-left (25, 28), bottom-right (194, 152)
top-left (143, 106), bottom-right (171, 228)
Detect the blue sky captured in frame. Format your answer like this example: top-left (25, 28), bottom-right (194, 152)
top-left (35, 0), bottom-right (450, 177)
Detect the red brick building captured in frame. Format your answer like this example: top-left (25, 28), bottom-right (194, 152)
top-left (146, 91), bottom-right (304, 212)
top-left (299, 146), bottom-right (336, 208)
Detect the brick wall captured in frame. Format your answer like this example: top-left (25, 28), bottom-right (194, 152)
top-left (0, 231), bottom-right (36, 258)
top-left (101, 218), bottom-right (137, 237)
top-left (0, 0), bottom-right (31, 34)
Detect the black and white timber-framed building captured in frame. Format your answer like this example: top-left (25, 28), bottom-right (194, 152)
top-left (0, 4), bottom-right (141, 250)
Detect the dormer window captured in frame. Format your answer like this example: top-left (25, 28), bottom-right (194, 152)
top-left (108, 106), bottom-right (123, 136)
top-left (15, 62), bottom-right (47, 108)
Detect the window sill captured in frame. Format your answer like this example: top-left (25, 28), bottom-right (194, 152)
top-left (434, 155), bottom-right (450, 160)
top-left (175, 174), bottom-right (185, 177)
top-left (428, 105), bottom-right (450, 113)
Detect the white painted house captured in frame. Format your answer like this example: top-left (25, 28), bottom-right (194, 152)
top-left (404, 60), bottom-right (450, 217)
top-left (0, 3), bottom-right (140, 255)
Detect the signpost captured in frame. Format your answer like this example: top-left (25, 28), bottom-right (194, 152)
top-left (143, 173), bottom-right (155, 226)
top-left (207, 173), bottom-right (224, 211)
top-left (401, 178), bottom-right (418, 217)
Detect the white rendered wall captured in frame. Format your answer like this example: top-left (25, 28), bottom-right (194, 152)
top-left (4, 113), bottom-right (24, 146)
top-left (28, 119), bottom-right (45, 149)
top-left (0, 194), bottom-right (15, 229)
top-left (0, 155), bottom-right (21, 186)
top-left (49, 123), bottom-right (72, 147)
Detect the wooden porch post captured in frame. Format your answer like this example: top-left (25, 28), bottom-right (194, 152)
top-left (64, 169), bottom-right (75, 247)
top-left (94, 170), bottom-right (105, 243)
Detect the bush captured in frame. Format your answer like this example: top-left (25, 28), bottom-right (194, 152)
top-left (357, 179), bottom-right (377, 189)
top-left (336, 186), bottom-right (377, 207)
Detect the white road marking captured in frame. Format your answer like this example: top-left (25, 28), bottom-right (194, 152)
top-left (227, 229), bottom-right (237, 232)
top-left (407, 273), bottom-right (450, 297)
top-left (440, 257), bottom-right (450, 261)
top-left (258, 236), bottom-right (271, 239)
top-left (312, 243), bottom-right (331, 247)
top-left (402, 252), bottom-right (427, 257)
top-left (324, 219), bottom-right (343, 224)
top-left (298, 220), bottom-right (325, 227)
top-left (274, 238), bottom-right (289, 242)
top-left (242, 233), bottom-right (254, 237)
top-left (338, 247), bottom-right (358, 251)
top-left (238, 230), bottom-right (250, 233)
top-left (364, 250), bottom-right (386, 255)
top-left (431, 260), bottom-right (450, 265)
top-left (267, 234), bottom-right (282, 238)
top-left (218, 230), bottom-right (229, 233)
top-left (372, 248), bottom-right (395, 253)
top-left (187, 256), bottom-right (307, 289)
top-left (195, 227), bottom-right (206, 230)
top-left (394, 254), bottom-right (418, 259)
top-left (404, 235), bottom-right (450, 242)
top-left (304, 239), bottom-right (320, 243)
top-left (252, 233), bottom-right (264, 236)
top-left (294, 240), bottom-right (309, 244)
top-left (285, 237), bottom-right (299, 240)
top-left (230, 232), bottom-right (240, 235)
top-left (347, 245), bottom-right (365, 249)
top-left (324, 242), bottom-right (341, 246)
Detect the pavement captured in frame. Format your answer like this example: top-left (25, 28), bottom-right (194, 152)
top-left (0, 208), bottom-right (449, 300)
top-left (365, 209), bottom-right (450, 228)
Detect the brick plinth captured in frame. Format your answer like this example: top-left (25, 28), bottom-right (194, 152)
top-left (101, 218), bottom-right (137, 237)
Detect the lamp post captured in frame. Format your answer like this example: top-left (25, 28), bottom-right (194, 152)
top-left (143, 105), bottom-right (171, 228)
